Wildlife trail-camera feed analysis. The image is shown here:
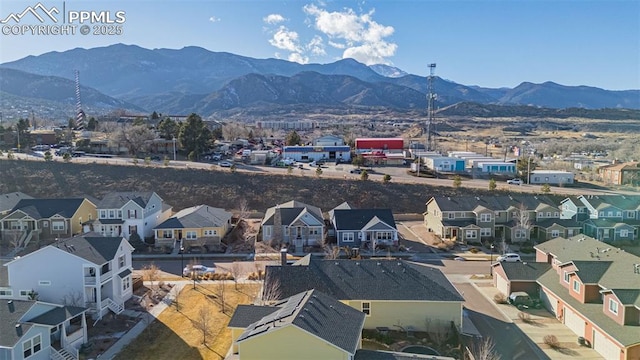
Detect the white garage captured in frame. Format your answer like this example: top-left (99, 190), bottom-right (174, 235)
top-left (540, 289), bottom-right (558, 316)
top-left (564, 307), bottom-right (586, 337)
top-left (593, 329), bottom-right (621, 360)
top-left (496, 274), bottom-right (510, 295)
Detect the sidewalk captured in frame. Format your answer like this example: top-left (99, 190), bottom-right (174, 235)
top-left (470, 281), bottom-right (604, 360)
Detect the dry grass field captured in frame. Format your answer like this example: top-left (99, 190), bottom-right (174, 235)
top-left (114, 283), bottom-right (260, 360)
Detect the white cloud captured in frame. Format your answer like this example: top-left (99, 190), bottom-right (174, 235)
top-left (288, 52), bottom-right (309, 64)
top-left (307, 35), bottom-right (326, 56)
top-left (269, 26), bottom-right (302, 53)
top-left (208, 16), bottom-right (220, 23)
top-left (264, 13), bottom-right (286, 24)
top-left (302, 4), bottom-right (397, 65)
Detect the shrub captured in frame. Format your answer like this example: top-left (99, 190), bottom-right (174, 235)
top-left (543, 335), bottom-right (561, 349)
top-left (469, 247), bottom-right (480, 254)
top-left (493, 293), bottom-right (508, 304)
top-left (518, 311), bottom-right (532, 323)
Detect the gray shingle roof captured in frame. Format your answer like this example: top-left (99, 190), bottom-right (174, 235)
top-left (580, 195), bottom-right (640, 211)
top-left (498, 262), bottom-right (551, 281)
top-left (0, 192), bottom-right (33, 214)
top-left (228, 305), bottom-right (279, 328)
top-left (355, 350), bottom-right (455, 360)
top-left (564, 261), bottom-right (612, 284)
top-left (333, 209), bottom-right (396, 231)
top-left (0, 300), bottom-right (35, 347)
top-left (10, 198), bottom-right (86, 219)
top-left (28, 306), bottom-right (86, 326)
top-left (155, 205), bottom-right (231, 230)
top-left (54, 233), bottom-right (125, 265)
top-left (428, 195), bottom-right (562, 213)
top-left (609, 289), bottom-right (640, 307)
top-left (262, 200), bottom-right (323, 226)
top-left (97, 192), bottom-right (156, 209)
top-left (236, 290), bottom-right (365, 354)
top-left (535, 218), bottom-right (582, 228)
top-left (535, 235), bottom-right (640, 289)
top-left (265, 259), bottom-right (464, 302)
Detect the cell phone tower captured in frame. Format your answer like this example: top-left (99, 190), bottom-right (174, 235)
top-left (426, 63), bottom-right (436, 151)
top-left (75, 70), bottom-right (86, 131)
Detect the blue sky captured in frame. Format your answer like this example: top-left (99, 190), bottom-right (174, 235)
top-left (1, 0), bottom-right (638, 90)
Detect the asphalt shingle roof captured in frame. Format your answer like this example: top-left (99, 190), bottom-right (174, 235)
top-left (28, 306), bottom-right (86, 326)
top-left (10, 198), bottom-right (86, 219)
top-left (228, 305), bottom-right (279, 328)
top-left (97, 192), bottom-right (155, 209)
top-left (428, 194), bottom-right (563, 213)
top-left (0, 300), bottom-right (35, 347)
top-left (355, 350), bottom-right (454, 360)
top-left (609, 289), bottom-right (640, 307)
top-left (265, 259), bottom-right (464, 302)
top-left (333, 209), bottom-right (396, 231)
top-left (236, 290), bottom-right (365, 354)
top-left (565, 261), bottom-right (612, 284)
top-left (0, 192), bottom-right (33, 214)
top-left (155, 205), bottom-right (231, 230)
top-left (262, 200), bottom-right (324, 227)
top-left (498, 262), bottom-right (551, 281)
top-left (535, 218), bottom-right (583, 228)
top-left (54, 233), bottom-right (124, 265)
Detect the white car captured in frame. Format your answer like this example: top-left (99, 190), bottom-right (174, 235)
top-left (497, 253), bottom-right (522, 262)
top-left (218, 161), bottom-right (233, 167)
top-left (183, 264), bottom-right (216, 277)
top-left (507, 179), bottom-right (523, 185)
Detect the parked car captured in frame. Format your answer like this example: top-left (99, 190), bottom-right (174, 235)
top-left (508, 291), bottom-right (542, 309)
top-left (507, 179), bottom-right (523, 185)
top-left (219, 161), bottom-right (233, 167)
top-left (183, 264), bottom-right (216, 277)
top-left (350, 168), bottom-right (362, 174)
top-left (497, 253), bottom-right (522, 262)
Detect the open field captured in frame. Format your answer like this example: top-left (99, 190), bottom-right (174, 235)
top-left (114, 283), bottom-right (260, 360)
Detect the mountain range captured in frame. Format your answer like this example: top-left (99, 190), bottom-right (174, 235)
top-left (1, 43), bottom-right (638, 119)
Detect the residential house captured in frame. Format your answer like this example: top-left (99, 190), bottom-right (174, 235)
top-left (91, 191), bottom-right (172, 240)
top-left (599, 162), bottom-right (640, 186)
top-left (559, 196), bottom-right (590, 221)
top-left (579, 195), bottom-right (640, 244)
top-left (229, 289), bottom-right (365, 360)
top-left (532, 236), bottom-right (639, 360)
top-left (0, 198), bottom-right (97, 246)
top-left (264, 258), bottom-right (464, 332)
top-left (154, 205), bottom-right (232, 249)
top-left (260, 201), bottom-right (324, 250)
top-left (0, 192), bottom-right (33, 216)
top-left (330, 206), bottom-right (398, 249)
top-left (492, 261), bottom-right (552, 297)
top-left (423, 195), bottom-right (568, 244)
top-left (2, 233), bottom-right (134, 320)
top-left (0, 300), bottom-right (88, 360)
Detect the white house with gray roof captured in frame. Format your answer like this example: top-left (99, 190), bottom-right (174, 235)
top-left (2, 233), bottom-right (134, 320)
top-left (0, 300), bottom-right (88, 360)
top-left (90, 191), bottom-right (172, 240)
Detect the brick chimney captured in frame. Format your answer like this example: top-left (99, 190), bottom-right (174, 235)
top-left (281, 248), bottom-right (288, 267)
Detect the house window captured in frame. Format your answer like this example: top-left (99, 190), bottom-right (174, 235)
top-left (362, 302), bottom-right (371, 316)
top-left (122, 276), bottom-right (131, 292)
top-left (263, 227), bottom-right (272, 237)
top-left (607, 211), bottom-right (613, 217)
top-left (627, 211), bottom-right (635, 218)
top-left (38, 281), bottom-right (51, 286)
top-left (578, 208), bottom-right (585, 213)
top-left (616, 211), bottom-right (622, 217)
top-left (551, 230), bottom-right (560, 237)
top-left (620, 229), bottom-right (629, 237)
top-left (100, 210), bottom-right (107, 219)
top-left (284, 227), bottom-right (289, 236)
top-left (465, 230), bottom-right (477, 239)
top-left (118, 255), bottom-right (125, 268)
top-left (309, 228), bottom-right (320, 235)
top-left (599, 211), bottom-right (604, 217)
top-left (128, 210), bottom-right (137, 219)
top-left (554, 212), bottom-right (559, 217)
top-left (537, 212), bottom-right (543, 218)
top-left (204, 229), bottom-right (218, 236)
top-left (563, 271), bottom-right (570, 283)
top-left (23, 334), bottom-right (41, 358)
top-left (480, 228), bottom-right (491, 237)
top-left (342, 233), bottom-right (355, 242)
top-left (162, 230), bottom-right (172, 238)
top-left (43, 221), bottom-right (49, 228)
top-left (515, 229), bottom-right (527, 239)
top-left (117, 210), bottom-right (122, 218)
top-left (609, 299), bottom-right (618, 315)
top-left (109, 210), bottom-right (115, 219)
top-left (52, 221), bottom-right (65, 231)
top-left (376, 232), bottom-right (393, 240)
top-left (573, 280), bottom-right (581, 293)
top-left (546, 212), bottom-right (551, 217)
top-left (480, 213), bottom-right (491, 222)
top-left (0, 289), bottom-right (13, 296)
top-left (448, 213), bottom-right (454, 219)
top-left (186, 231), bottom-right (197, 240)
top-left (511, 212), bottom-right (517, 218)
top-left (19, 290), bottom-right (29, 297)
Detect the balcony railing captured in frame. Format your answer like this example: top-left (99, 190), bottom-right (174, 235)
top-left (83, 276), bottom-right (96, 285)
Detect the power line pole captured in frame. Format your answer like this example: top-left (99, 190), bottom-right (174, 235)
top-left (426, 63), bottom-right (436, 151)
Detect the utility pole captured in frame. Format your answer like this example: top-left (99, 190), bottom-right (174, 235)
top-left (173, 137), bottom-right (177, 161)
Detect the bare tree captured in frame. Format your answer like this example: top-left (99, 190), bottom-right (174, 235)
top-left (229, 262), bottom-right (244, 290)
top-left (260, 278), bottom-right (281, 305)
top-left (142, 263), bottom-right (161, 290)
top-left (468, 337), bottom-right (501, 360)
top-left (193, 305), bottom-right (214, 345)
top-left (61, 290), bottom-right (84, 307)
top-left (112, 124), bottom-right (157, 155)
top-left (238, 198), bottom-right (250, 222)
top-left (513, 203), bottom-right (532, 245)
top-left (4, 230), bottom-right (23, 253)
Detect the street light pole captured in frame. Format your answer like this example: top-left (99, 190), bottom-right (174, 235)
top-left (173, 137), bottom-right (177, 161)
top-left (490, 244), bottom-right (495, 275)
top-left (180, 246), bottom-right (184, 277)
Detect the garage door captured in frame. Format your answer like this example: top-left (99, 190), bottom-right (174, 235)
top-left (564, 307), bottom-right (586, 337)
top-left (593, 329), bottom-right (621, 360)
top-left (496, 274), bottom-right (509, 296)
top-left (539, 289), bottom-right (558, 316)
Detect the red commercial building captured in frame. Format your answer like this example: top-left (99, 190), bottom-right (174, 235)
top-left (355, 138), bottom-right (404, 153)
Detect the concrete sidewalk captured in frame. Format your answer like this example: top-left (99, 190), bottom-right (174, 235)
top-left (471, 280), bottom-right (604, 360)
